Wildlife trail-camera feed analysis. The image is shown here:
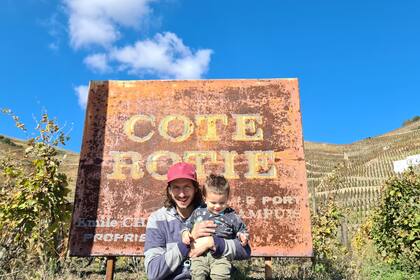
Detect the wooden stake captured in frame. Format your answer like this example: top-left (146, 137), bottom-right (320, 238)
top-left (264, 257), bottom-right (273, 279)
top-left (341, 216), bottom-right (349, 249)
top-left (105, 256), bottom-right (116, 280)
top-left (311, 185), bottom-right (317, 214)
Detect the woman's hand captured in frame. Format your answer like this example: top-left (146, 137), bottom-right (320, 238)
top-left (191, 220), bottom-right (217, 240)
top-left (189, 236), bottom-right (215, 258)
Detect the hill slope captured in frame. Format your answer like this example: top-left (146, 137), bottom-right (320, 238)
top-left (1, 120), bottom-right (419, 223)
top-left (305, 119), bottom-right (420, 224)
top-left (0, 135), bottom-right (80, 196)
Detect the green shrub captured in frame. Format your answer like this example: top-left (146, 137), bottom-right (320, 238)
top-left (362, 258), bottom-right (420, 280)
top-left (0, 110), bottom-right (72, 277)
top-left (402, 115), bottom-right (420, 126)
top-left (370, 169), bottom-right (420, 272)
top-left (311, 198), bottom-right (353, 279)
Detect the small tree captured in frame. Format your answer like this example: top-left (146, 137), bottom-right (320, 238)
top-left (310, 164), bottom-right (353, 279)
top-left (311, 197), bottom-right (351, 279)
top-left (0, 110), bottom-right (72, 274)
top-left (370, 169), bottom-right (420, 272)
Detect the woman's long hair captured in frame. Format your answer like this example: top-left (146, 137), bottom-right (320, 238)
top-left (164, 181), bottom-right (203, 209)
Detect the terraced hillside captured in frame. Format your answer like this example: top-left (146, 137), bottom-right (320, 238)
top-left (305, 119), bottom-right (420, 225)
top-left (1, 119), bottom-right (419, 221)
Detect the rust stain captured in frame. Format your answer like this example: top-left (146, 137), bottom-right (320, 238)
top-left (69, 79), bottom-right (313, 257)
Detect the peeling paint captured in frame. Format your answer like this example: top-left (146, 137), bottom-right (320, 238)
top-left (69, 79), bottom-right (313, 257)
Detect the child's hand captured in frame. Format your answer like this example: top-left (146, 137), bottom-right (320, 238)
top-left (182, 231), bottom-right (191, 245)
top-left (189, 236), bottom-right (214, 258)
top-left (238, 233), bottom-right (249, 246)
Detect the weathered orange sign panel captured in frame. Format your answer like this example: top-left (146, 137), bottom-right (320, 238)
top-left (69, 79), bottom-right (312, 257)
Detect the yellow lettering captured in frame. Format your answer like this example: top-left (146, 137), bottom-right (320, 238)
top-left (124, 115), bottom-right (155, 143)
top-left (183, 151), bottom-right (217, 178)
top-left (158, 115), bottom-right (194, 142)
top-left (146, 151), bottom-right (181, 180)
top-left (232, 114), bottom-right (263, 141)
top-left (244, 151), bottom-right (277, 179)
top-left (195, 114), bottom-right (228, 141)
top-left (107, 151), bottom-right (144, 180)
top-left (219, 150), bottom-right (239, 179)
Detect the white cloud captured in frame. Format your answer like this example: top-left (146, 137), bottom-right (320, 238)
top-left (41, 13), bottom-right (66, 51)
top-left (69, 16), bottom-right (119, 49)
top-left (74, 85), bottom-right (89, 108)
top-left (84, 53), bottom-right (111, 73)
top-left (111, 32), bottom-right (212, 79)
top-left (172, 49), bottom-right (213, 79)
top-left (63, 0), bottom-right (213, 105)
top-left (65, 0), bottom-right (154, 49)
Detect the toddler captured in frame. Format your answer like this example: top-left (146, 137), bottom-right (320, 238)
top-left (182, 174), bottom-right (249, 280)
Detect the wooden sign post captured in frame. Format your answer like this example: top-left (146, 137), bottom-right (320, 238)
top-left (105, 257), bottom-right (116, 280)
top-left (265, 257), bottom-right (273, 279)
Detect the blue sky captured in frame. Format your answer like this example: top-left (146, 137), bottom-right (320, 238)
top-left (1, 0), bottom-right (419, 152)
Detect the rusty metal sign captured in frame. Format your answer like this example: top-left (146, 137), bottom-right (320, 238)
top-left (69, 79), bottom-right (313, 257)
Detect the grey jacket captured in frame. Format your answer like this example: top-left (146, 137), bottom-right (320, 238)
top-left (144, 206), bottom-right (251, 280)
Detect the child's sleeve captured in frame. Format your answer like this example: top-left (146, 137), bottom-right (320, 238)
top-left (210, 212), bottom-right (251, 260)
top-left (233, 214), bottom-right (249, 236)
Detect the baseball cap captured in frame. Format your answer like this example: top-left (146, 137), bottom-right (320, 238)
top-left (167, 162), bottom-right (198, 183)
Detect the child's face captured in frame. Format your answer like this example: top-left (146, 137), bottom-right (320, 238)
top-left (205, 192), bottom-right (229, 214)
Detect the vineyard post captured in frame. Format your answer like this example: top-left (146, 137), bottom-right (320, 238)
top-left (265, 257), bottom-right (273, 279)
top-left (105, 256), bottom-right (116, 280)
top-left (311, 185), bottom-right (317, 213)
top-left (340, 216), bottom-right (350, 249)
top-left (310, 185), bottom-right (317, 276)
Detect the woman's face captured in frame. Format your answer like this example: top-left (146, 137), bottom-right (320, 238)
top-left (168, 178), bottom-right (196, 210)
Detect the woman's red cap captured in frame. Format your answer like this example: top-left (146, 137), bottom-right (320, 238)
top-left (167, 162), bottom-right (198, 183)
